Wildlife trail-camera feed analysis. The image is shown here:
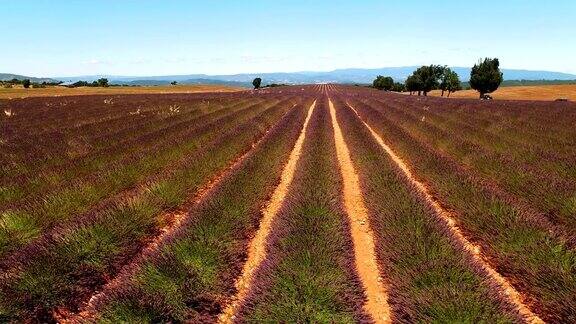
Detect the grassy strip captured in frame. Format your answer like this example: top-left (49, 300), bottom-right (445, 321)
top-left (12, 96), bottom-right (252, 171)
top-left (92, 101), bottom-right (311, 323)
top-left (2, 93), bottom-right (234, 139)
top-left (374, 96), bottom-right (575, 158)
top-left (0, 95), bottom-right (257, 202)
top-left (333, 98), bottom-right (519, 322)
top-left (354, 97), bottom-right (576, 242)
top-left (344, 96), bottom-right (576, 322)
top-left (362, 97), bottom-right (576, 230)
top-left (374, 94), bottom-right (575, 149)
top-left (1, 96), bottom-right (262, 207)
top-left (239, 98), bottom-right (367, 323)
top-left (0, 98), bottom-right (290, 255)
top-left (1, 102), bottom-right (209, 205)
top-left (0, 99), bottom-right (302, 321)
top-left (369, 96), bottom-right (574, 169)
top-left (1, 97), bottom-right (296, 268)
top-left (366, 88), bottom-right (576, 145)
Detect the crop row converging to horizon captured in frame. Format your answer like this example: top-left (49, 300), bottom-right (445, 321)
top-left (0, 84), bottom-right (575, 323)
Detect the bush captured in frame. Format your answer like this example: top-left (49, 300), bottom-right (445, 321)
top-left (470, 58), bottom-right (503, 98)
top-left (373, 75), bottom-right (394, 90)
top-left (391, 82), bottom-right (405, 92)
top-left (97, 78), bottom-right (109, 87)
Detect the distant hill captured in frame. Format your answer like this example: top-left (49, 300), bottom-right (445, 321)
top-left (0, 73), bottom-right (59, 83)
top-left (4, 67), bottom-right (574, 87)
top-left (53, 67), bottom-right (576, 86)
top-left (115, 78), bottom-right (251, 88)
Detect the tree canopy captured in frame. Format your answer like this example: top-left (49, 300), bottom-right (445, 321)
top-left (97, 78), bottom-right (109, 87)
top-left (470, 58), bottom-right (503, 98)
top-left (415, 65), bottom-right (445, 96)
top-left (252, 77), bottom-right (262, 89)
top-left (439, 68), bottom-right (462, 97)
top-left (403, 65), bottom-right (445, 96)
top-left (405, 74), bottom-right (423, 94)
top-left (372, 75), bottom-right (394, 91)
top-left (391, 82), bottom-right (405, 92)
top-left (372, 59), bottom-right (497, 98)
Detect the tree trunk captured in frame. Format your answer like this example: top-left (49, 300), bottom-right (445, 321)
top-left (447, 91), bottom-right (451, 98)
top-left (418, 91), bottom-right (421, 96)
top-left (479, 92), bottom-right (484, 99)
top-left (423, 91), bottom-right (427, 96)
top-left (441, 89), bottom-right (445, 97)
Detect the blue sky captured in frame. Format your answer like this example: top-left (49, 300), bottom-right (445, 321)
top-left (1, 0), bottom-right (575, 77)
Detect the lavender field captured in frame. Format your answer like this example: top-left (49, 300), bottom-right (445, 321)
top-left (1, 85), bottom-right (575, 323)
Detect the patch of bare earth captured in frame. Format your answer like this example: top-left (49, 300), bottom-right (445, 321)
top-left (217, 101), bottom-right (317, 323)
top-left (329, 99), bottom-right (391, 324)
top-left (429, 84), bottom-right (576, 101)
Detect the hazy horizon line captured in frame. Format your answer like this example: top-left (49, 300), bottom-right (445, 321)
top-left (5, 65), bottom-right (575, 79)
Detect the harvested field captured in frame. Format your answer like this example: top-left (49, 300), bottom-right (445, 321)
top-left (428, 84), bottom-right (576, 101)
top-left (0, 84), bottom-right (242, 99)
top-left (1, 84), bottom-right (574, 322)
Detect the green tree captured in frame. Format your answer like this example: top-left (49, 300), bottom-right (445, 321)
top-left (439, 68), bottom-right (462, 97)
top-left (470, 58), bottom-right (503, 98)
top-left (372, 75), bottom-right (394, 91)
top-left (97, 78), bottom-right (109, 87)
top-left (413, 65), bottom-right (444, 96)
top-left (391, 82), bottom-right (405, 92)
top-left (22, 79), bottom-right (31, 89)
top-left (170, 81), bottom-right (178, 86)
top-left (405, 74), bottom-right (423, 95)
top-left (252, 77), bottom-right (262, 89)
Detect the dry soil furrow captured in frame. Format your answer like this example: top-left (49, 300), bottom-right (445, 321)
top-left (329, 99), bottom-right (391, 324)
top-left (346, 102), bottom-right (543, 324)
top-left (217, 100), bottom-right (316, 323)
top-left (57, 104), bottom-right (300, 323)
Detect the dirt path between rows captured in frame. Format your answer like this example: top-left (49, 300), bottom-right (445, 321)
top-left (329, 99), bottom-right (391, 324)
top-left (217, 100), bottom-right (317, 323)
top-left (56, 106), bottom-right (299, 323)
top-left (346, 102), bottom-right (543, 324)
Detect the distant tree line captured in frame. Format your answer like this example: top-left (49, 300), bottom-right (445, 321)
top-left (1, 78), bottom-right (63, 89)
top-left (264, 83), bottom-right (288, 88)
top-left (451, 78), bottom-right (576, 90)
top-left (376, 65), bottom-right (462, 97)
top-left (248, 77), bottom-right (288, 89)
top-left (66, 78), bottom-right (110, 88)
top-left (372, 58), bottom-right (503, 99)
top-left (247, 78), bottom-right (290, 89)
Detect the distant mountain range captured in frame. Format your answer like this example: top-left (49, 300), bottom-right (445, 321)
top-left (4, 67), bottom-right (576, 87)
top-left (54, 67), bottom-right (576, 86)
top-left (0, 73), bottom-right (59, 83)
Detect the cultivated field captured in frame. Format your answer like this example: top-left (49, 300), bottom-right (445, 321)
top-left (0, 85), bottom-right (575, 323)
top-left (429, 84), bottom-right (576, 101)
top-left (0, 84), bottom-right (242, 99)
